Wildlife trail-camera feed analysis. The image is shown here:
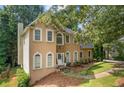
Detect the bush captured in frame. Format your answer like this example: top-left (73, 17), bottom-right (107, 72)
top-left (16, 68), bottom-right (29, 87)
top-left (73, 62), bottom-right (81, 66)
top-left (66, 62), bottom-right (71, 67)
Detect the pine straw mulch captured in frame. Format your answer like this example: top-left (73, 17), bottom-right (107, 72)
top-left (33, 72), bottom-right (83, 87)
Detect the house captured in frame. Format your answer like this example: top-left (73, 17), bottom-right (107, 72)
top-left (18, 14), bottom-right (93, 84)
top-left (104, 37), bottom-right (124, 60)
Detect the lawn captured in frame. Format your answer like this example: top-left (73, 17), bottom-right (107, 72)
top-left (80, 62), bottom-right (114, 75)
top-left (0, 67), bottom-right (17, 87)
top-left (80, 69), bottom-right (124, 87)
top-left (80, 75), bottom-right (118, 87)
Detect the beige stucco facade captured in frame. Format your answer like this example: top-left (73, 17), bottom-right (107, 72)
top-left (18, 20), bottom-right (93, 85)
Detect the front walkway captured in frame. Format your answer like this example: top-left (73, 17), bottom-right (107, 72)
top-left (103, 59), bottom-right (124, 63)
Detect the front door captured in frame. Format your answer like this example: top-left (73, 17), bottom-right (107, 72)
top-left (57, 53), bottom-right (64, 65)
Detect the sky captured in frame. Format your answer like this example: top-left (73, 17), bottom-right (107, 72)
top-left (0, 5), bottom-right (51, 11)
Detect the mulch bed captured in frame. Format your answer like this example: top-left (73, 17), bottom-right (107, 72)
top-left (116, 77), bottom-right (124, 87)
top-left (33, 72), bottom-right (83, 87)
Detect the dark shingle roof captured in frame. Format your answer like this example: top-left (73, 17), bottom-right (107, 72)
top-left (80, 43), bottom-right (94, 49)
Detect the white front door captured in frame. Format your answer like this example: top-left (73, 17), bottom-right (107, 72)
top-left (57, 53), bottom-right (64, 65)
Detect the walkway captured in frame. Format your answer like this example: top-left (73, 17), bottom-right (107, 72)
top-left (103, 59), bottom-right (124, 63)
top-left (94, 71), bottom-right (111, 79)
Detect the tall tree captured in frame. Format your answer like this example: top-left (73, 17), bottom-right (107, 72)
top-left (0, 5), bottom-right (44, 67)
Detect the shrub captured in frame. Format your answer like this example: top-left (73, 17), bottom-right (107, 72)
top-left (73, 62), bottom-right (81, 66)
top-left (66, 62), bottom-right (71, 67)
top-left (16, 68), bottom-right (29, 87)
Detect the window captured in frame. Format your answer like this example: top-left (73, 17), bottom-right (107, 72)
top-left (89, 51), bottom-right (91, 57)
top-left (35, 29), bottom-right (40, 40)
top-left (74, 51), bottom-right (78, 62)
top-left (57, 33), bottom-right (63, 44)
top-left (80, 52), bottom-right (82, 58)
top-left (47, 31), bottom-right (53, 41)
top-left (66, 35), bottom-right (70, 43)
top-left (66, 51), bottom-right (70, 62)
top-left (73, 38), bottom-right (78, 44)
top-left (47, 53), bottom-right (53, 67)
top-left (33, 53), bottom-right (42, 69)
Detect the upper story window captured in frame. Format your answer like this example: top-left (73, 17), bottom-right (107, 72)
top-left (33, 28), bottom-right (42, 41)
top-left (89, 51), bottom-right (91, 58)
top-left (47, 29), bottom-right (54, 42)
top-left (66, 35), bottom-right (70, 43)
top-left (48, 31), bottom-right (52, 41)
top-left (35, 30), bottom-right (40, 40)
top-left (57, 33), bottom-right (63, 45)
top-left (80, 52), bottom-right (83, 58)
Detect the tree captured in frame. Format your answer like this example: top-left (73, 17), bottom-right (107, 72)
top-left (0, 5), bottom-right (44, 67)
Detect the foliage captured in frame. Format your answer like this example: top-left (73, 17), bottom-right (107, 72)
top-left (0, 5), bottom-right (44, 67)
top-left (73, 62), bottom-right (81, 66)
top-left (66, 62), bottom-right (71, 67)
top-left (16, 68), bottom-right (29, 87)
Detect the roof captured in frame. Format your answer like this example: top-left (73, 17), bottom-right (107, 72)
top-left (80, 43), bottom-right (94, 49)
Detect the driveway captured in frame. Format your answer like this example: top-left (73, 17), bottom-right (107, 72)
top-left (33, 72), bottom-right (83, 87)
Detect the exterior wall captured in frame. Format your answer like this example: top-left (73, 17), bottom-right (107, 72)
top-left (80, 48), bottom-right (93, 60)
top-left (23, 31), bottom-right (30, 74)
top-left (29, 21), bottom-right (57, 84)
top-left (21, 20), bottom-right (94, 84)
top-left (56, 33), bottom-right (80, 63)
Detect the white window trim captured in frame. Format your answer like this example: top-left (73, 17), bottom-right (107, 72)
top-left (46, 52), bottom-right (54, 68)
top-left (56, 32), bottom-right (64, 45)
top-left (33, 27), bottom-right (42, 41)
top-left (65, 34), bottom-right (70, 43)
top-left (46, 29), bottom-right (54, 42)
top-left (33, 52), bottom-right (42, 70)
top-left (73, 51), bottom-right (78, 62)
top-left (65, 51), bottom-right (70, 62)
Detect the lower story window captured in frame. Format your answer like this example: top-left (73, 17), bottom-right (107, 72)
top-left (66, 52), bottom-right (70, 62)
top-left (48, 53), bottom-right (52, 67)
top-left (74, 51), bottom-right (78, 62)
top-left (34, 53), bottom-right (41, 69)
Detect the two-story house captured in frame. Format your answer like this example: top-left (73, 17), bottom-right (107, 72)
top-left (18, 16), bottom-right (93, 84)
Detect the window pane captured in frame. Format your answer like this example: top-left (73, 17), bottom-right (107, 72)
top-left (66, 52), bottom-right (70, 62)
top-left (57, 34), bottom-right (62, 44)
top-left (35, 30), bottom-right (40, 40)
top-left (48, 54), bottom-right (52, 67)
top-left (66, 35), bottom-right (69, 43)
top-left (48, 31), bottom-right (52, 41)
top-left (35, 54), bottom-right (40, 68)
top-left (80, 52), bottom-right (82, 58)
top-left (89, 51), bottom-right (90, 57)
top-left (74, 52), bottom-right (78, 62)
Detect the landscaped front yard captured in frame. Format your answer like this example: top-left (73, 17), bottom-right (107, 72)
top-left (0, 61), bottom-right (124, 87)
top-left (0, 68), bottom-right (17, 87)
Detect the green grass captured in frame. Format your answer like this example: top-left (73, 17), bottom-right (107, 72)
top-left (80, 75), bottom-right (118, 87)
top-left (80, 70), bottom-right (124, 87)
top-left (0, 67), bottom-right (17, 87)
top-left (80, 62), bottom-right (114, 75)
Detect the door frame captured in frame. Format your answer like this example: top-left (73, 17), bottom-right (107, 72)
top-left (56, 53), bottom-right (64, 65)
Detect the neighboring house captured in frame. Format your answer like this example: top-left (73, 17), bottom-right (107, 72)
top-left (18, 17), bottom-right (93, 84)
top-left (104, 37), bottom-right (124, 60)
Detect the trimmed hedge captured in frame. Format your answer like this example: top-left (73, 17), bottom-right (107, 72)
top-left (16, 68), bottom-right (29, 87)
